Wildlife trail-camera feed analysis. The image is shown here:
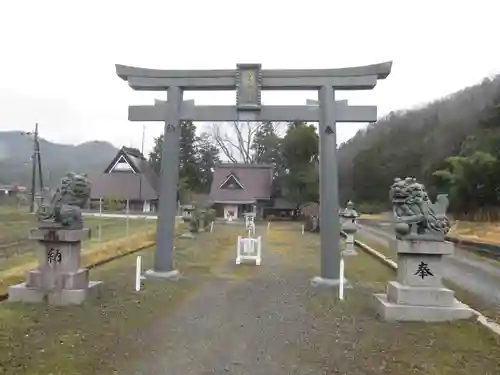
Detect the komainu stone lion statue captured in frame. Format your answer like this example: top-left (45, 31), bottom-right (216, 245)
top-left (36, 172), bottom-right (91, 229)
top-left (390, 177), bottom-right (450, 241)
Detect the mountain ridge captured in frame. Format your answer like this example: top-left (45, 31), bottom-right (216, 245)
top-left (0, 131), bottom-right (119, 187)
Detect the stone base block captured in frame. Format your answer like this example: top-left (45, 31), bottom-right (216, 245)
top-left (8, 283), bottom-right (45, 303)
top-left (48, 281), bottom-right (102, 305)
top-left (8, 280), bottom-right (102, 305)
top-left (342, 248), bottom-right (358, 256)
top-left (387, 281), bottom-right (455, 307)
top-left (26, 268), bottom-right (90, 290)
top-left (26, 269), bottom-right (44, 288)
top-left (373, 293), bottom-right (475, 322)
top-left (62, 269), bottom-right (90, 290)
top-left (311, 276), bottom-right (352, 289)
top-left (145, 269), bottom-right (181, 280)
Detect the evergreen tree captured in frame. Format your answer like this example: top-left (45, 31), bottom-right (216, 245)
top-left (196, 132), bottom-right (220, 193)
top-left (148, 124), bottom-right (220, 196)
top-left (178, 120), bottom-right (199, 192)
top-left (281, 122), bottom-right (319, 205)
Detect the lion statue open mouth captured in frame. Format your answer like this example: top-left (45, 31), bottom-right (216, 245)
top-left (36, 172), bottom-right (91, 230)
top-left (389, 177), bottom-right (450, 241)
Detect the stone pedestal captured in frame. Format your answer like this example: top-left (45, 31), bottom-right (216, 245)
top-left (8, 227), bottom-right (102, 305)
top-left (373, 240), bottom-right (474, 322)
top-left (341, 219), bottom-right (358, 256)
top-left (180, 218), bottom-right (195, 239)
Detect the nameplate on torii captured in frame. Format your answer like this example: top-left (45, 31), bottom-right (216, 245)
top-left (130, 99), bottom-right (377, 123)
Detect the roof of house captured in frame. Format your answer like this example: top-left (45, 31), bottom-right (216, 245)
top-left (90, 146), bottom-right (159, 200)
top-left (209, 163), bottom-right (273, 203)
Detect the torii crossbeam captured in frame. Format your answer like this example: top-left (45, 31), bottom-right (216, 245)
top-left (116, 62), bottom-right (392, 287)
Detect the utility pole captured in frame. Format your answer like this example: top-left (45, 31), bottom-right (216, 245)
top-left (26, 123), bottom-right (44, 213)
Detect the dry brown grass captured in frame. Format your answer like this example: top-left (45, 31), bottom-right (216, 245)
top-left (448, 220), bottom-right (500, 244)
top-left (358, 213), bottom-right (385, 220)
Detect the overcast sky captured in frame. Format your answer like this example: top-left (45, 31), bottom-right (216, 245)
top-left (1, 0), bottom-right (499, 156)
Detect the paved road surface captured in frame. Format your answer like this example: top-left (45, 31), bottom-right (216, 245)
top-left (358, 220), bottom-right (500, 308)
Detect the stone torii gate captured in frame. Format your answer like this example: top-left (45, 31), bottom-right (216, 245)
top-left (116, 62), bottom-right (392, 286)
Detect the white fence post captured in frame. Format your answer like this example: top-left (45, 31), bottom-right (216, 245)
top-left (256, 236), bottom-right (262, 266)
top-left (135, 255), bottom-right (142, 292)
top-left (125, 199), bottom-right (130, 238)
top-left (98, 197), bottom-right (103, 248)
top-left (339, 257), bottom-right (345, 301)
top-left (210, 221), bottom-right (214, 233)
top-left (236, 235), bottom-right (242, 264)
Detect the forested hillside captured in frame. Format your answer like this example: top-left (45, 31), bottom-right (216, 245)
top-left (0, 131), bottom-right (118, 187)
top-left (338, 75), bottom-right (500, 219)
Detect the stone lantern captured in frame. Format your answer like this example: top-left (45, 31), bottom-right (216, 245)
top-left (340, 200), bottom-right (359, 256)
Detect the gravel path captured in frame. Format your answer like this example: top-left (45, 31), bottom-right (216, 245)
top-left (358, 220), bottom-right (500, 307)
top-left (116, 225), bottom-right (500, 375)
top-left (124, 230), bottom-right (325, 375)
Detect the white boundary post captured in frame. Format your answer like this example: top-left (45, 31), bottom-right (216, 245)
top-left (98, 197), bottom-right (103, 248)
top-left (135, 255), bottom-right (142, 291)
top-left (339, 257), bottom-right (345, 300)
top-left (256, 236), bottom-right (262, 266)
top-left (236, 235), bottom-right (242, 264)
top-left (267, 221), bottom-right (270, 233)
top-left (125, 199), bottom-right (130, 238)
top-left (210, 221), bottom-right (214, 233)
top-left (301, 223), bottom-right (304, 235)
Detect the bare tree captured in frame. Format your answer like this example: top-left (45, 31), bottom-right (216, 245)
top-left (209, 121), bottom-right (264, 163)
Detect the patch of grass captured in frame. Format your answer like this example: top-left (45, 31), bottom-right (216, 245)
top-left (292, 231), bottom-right (500, 375)
top-left (266, 224), bottom-right (302, 255)
top-left (358, 213), bottom-right (385, 220)
top-left (356, 233), bottom-right (397, 258)
top-left (297, 232), bottom-right (393, 290)
top-left (0, 226), bottom-right (239, 375)
top-left (303, 287), bottom-right (500, 374)
top-left (445, 279), bottom-right (500, 326)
